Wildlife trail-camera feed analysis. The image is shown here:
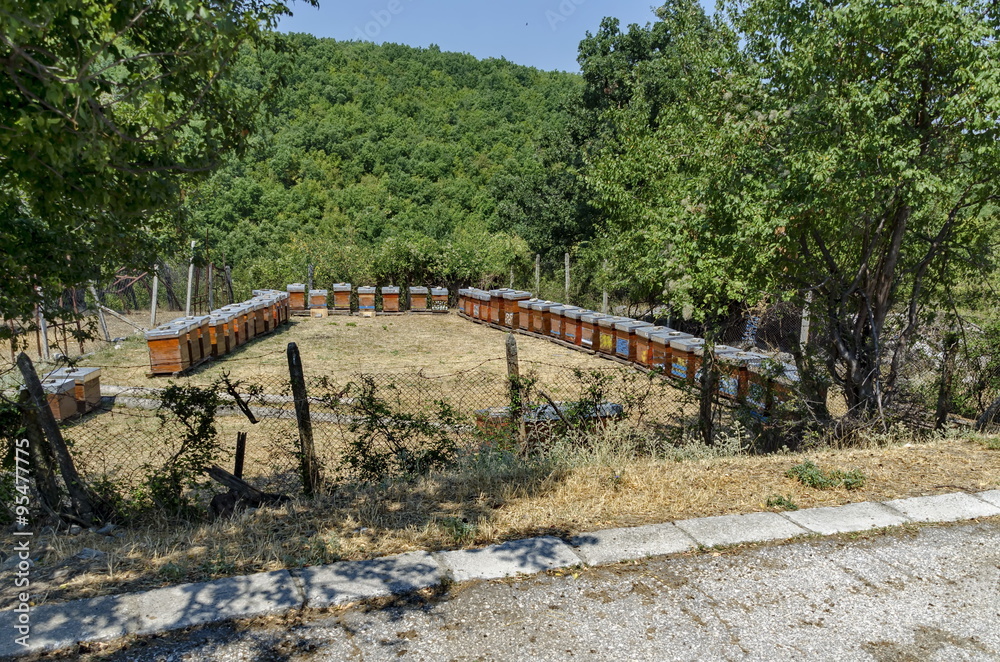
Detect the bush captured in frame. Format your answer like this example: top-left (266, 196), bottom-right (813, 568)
top-left (786, 460), bottom-right (865, 490)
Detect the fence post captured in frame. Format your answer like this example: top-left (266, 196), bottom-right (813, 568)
top-left (509, 266), bottom-right (514, 289)
top-left (601, 260), bottom-right (609, 315)
top-left (185, 240), bottom-right (197, 317)
top-left (36, 292), bottom-right (50, 360)
top-left (207, 263), bottom-right (215, 312)
top-left (799, 291), bottom-right (813, 347)
top-left (505, 334), bottom-right (527, 452)
top-left (234, 431), bottom-right (247, 479)
top-left (224, 265), bottom-right (235, 305)
top-left (149, 269), bottom-right (160, 329)
top-left (17, 352), bottom-right (96, 523)
top-left (564, 252), bottom-right (570, 305)
top-left (534, 254), bottom-right (541, 297)
top-left (287, 342), bottom-right (320, 496)
top-left (307, 264), bottom-right (314, 297)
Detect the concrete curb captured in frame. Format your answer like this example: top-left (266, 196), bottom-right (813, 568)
top-left (3, 490), bottom-right (999, 658)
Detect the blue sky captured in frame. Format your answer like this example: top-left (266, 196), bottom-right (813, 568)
top-left (277, 1), bottom-right (703, 73)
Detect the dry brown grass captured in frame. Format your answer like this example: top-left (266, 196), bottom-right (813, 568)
top-left (7, 432), bottom-right (998, 607)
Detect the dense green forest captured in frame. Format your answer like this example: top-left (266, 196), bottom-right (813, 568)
top-left (187, 36), bottom-right (595, 291)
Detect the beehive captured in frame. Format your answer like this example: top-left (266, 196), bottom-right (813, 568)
top-left (596, 316), bottom-right (630, 356)
top-left (287, 283), bottom-right (307, 311)
top-left (717, 351), bottom-right (769, 401)
top-left (431, 287), bottom-right (449, 312)
top-left (41, 378), bottom-right (78, 421)
top-left (649, 330), bottom-right (692, 372)
top-left (692, 345), bottom-right (740, 390)
top-left (530, 301), bottom-right (556, 336)
top-left (146, 325), bottom-right (191, 375)
top-left (501, 291), bottom-right (532, 328)
top-left (547, 305), bottom-right (568, 339)
top-left (517, 298), bottom-right (537, 331)
top-left (562, 308), bottom-right (589, 346)
top-left (669, 337), bottom-right (706, 382)
top-left (358, 286), bottom-right (377, 312)
top-left (381, 286), bottom-right (400, 312)
top-left (47, 367), bottom-right (102, 415)
top-left (332, 283), bottom-right (352, 311)
top-left (613, 320), bottom-right (654, 361)
top-left (635, 326), bottom-right (667, 367)
top-left (309, 289), bottom-right (328, 311)
top-left (488, 290), bottom-right (512, 324)
top-left (208, 313), bottom-right (231, 357)
top-left (579, 312), bottom-right (609, 350)
top-left (409, 286), bottom-right (429, 312)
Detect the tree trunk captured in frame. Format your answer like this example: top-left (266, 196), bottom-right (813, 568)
top-left (934, 331), bottom-right (958, 430)
top-left (698, 344), bottom-right (717, 446)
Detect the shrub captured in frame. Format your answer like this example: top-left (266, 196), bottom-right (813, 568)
top-left (786, 461), bottom-right (865, 490)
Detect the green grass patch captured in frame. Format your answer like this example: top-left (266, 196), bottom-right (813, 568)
top-left (786, 460), bottom-right (866, 490)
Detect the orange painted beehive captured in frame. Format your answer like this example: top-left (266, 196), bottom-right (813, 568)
top-left (488, 290), bottom-right (510, 324)
top-left (692, 345), bottom-right (740, 390)
top-left (358, 287), bottom-right (377, 313)
top-left (208, 313), bottom-right (232, 357)
top-left (409, 286), bottom-right (429, 311)
top-left (718, 351), bottom-right (769, 401)
top-left (332, 283), bottom-right (352, 311)
top-left (145, 325), bottom-right (191, 374)
top-left (41, 379), bottom-right (78, 421)
top-left (635, 326), bottom-right (667, 367)
top-left (613, 320), bottom-right (654, 362)
top-left (501, 291), bottom-right (532, 328)
top-left (669, 337), bottom-right (706, 383)
top-left (596, 316), bottom-right (630, 356)
top-left (381, 286), bottom-right (400, 312)
top-left (530, 301), bottom-right (556, 336)
top-left (431, 287), bottom-right (449, 312)
top-left (579, 312), bottom-right (608, 350)
top-left (287, 283), bottom-right (307, 311)
top-left (517, 298), bottom-right (536, 330)
top-left (561, 308), bottom-right (588, 346)
top-left (47, 367), bottom-right (102, 415)
top-left (309, 289), bottom-right (328, 310)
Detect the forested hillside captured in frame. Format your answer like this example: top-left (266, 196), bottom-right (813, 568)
top-left (187, 35), bottom-right (594, 291)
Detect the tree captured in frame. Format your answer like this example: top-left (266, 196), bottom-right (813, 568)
top-left (585, 0), bottom-right (1000, 420)
top-left (0, 0), bottom-right (314, 331)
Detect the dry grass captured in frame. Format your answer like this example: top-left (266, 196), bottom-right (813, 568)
top-left (6, 432), bottom-right (998, 607)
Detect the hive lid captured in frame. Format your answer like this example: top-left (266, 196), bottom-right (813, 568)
top-left (310, 289), bottom-right (329, 296)
top-left (563, 308), bottom-right (591, 320)
top-left (431, 287), bottom-right (449, 296)
top-left (381, 286), bottom-right (400, 294)
top-left (287, 283), bottom-right (306, 293)
top-left (650, 330), bottom-right (693, 345)
top-left (614, 320), bottom-right (653, 332)
top-left (502, 291), bottom-right (532, 300)
top-left (719, 351), bottom-right (770, 367)
top-left (332, 283), bottom-right (352, 292)
top-left (529, 300), bottom-right (557, 311)
top-left (670, 337), bottom-right (706, 351)
top-left (636, 326), bottom-right (668, 339)
top-left (47, 367), bottom-right (101, 380)
top-left (409, 286), bottom-right (429, 294)
top-left (517, 298), bottom-right (538, 309)
top-left (146, 327), bottom-right (184, 340)
top-left (597, 316), bottom-right (630, 328)
top-left (693, 344), bottom-right (739, 357)
top-left (357, 286), bottom-right (377, 294)
top-left (41, 378), bottom-right (76, 395)
top-left (580, 312), bottom-right (608, 324)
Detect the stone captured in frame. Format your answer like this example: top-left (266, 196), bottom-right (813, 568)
top-left (436, 536), bottom-right (583, 582)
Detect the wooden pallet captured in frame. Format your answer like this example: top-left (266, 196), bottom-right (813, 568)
top-left (147, 355), bottom-right (213, 378)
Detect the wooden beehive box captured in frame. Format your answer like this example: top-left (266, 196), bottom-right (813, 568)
top-left (431, 287), bottom-right (449, 312)
top-left (381, 286), bottom-right (400, 312)
top-left (358, 286), bottom-right (377, 312)
top-left (41, 378), bottom-right (78, 421)
top-left (635, 326), bottom-right (666, 367)
top-left (596, 316), bottom-right (629, 356)
top-left (548, 305), bottom-right (568, 339)
top-left (48, 367), bottom-right (102, 414)
top-left (287, 283), bottom-right (307, 311)
top-left (310, 289), bottom-right (328, 312)
top-left (409, 286), bottom-right (429, 311)
top-left (530, 301), bottom-right (555, 336)
top-left (669, 337), bottom-right (706, 383)
top-left (579, 312), bottom-right (607, 350)
top-left (208, 314), bottom-right (230, 357)
top-left (517, 298), bottom-right (536, 330)
top-left (501, 291), bottom-right (532, 328)
top-left (613, 320), bottom-right (653, 362)
top-left (332, 283), bottom-right (352, 311)
top-left (560, 308), bottom-right (586, 346)
top-left (146, 325), bottom-right (190, 374)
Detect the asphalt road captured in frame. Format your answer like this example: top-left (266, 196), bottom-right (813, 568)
top-left (49, 520), bottom-right (1000, 662)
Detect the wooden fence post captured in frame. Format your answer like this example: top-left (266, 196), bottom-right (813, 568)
top-left (506, 334), bottom-right (527, 452)
top-left (287, 342), bottom-right (320, 496)
top-left (185, 240), bottom-right (197, 317)
top-left (564, 252), bottom-right (570, 305)
top-left (17, 352), bottom-right (96, 523)
top-left (207, 263), bottom-right (215, 312)
top-left (534, 254), bottom-right (541, 297)
top-left (224, 265), bottom-right (235, 305)
top-left (602, 260), bottom-right (609, 315)
top-left (149, 269), bottom-right (160, 329)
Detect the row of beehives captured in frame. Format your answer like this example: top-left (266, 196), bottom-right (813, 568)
top-left (144, 289), bottom-right (291, 376)
top-left (285, 284), bottom-right (450, 315)
top-left (459, 288), bottom-right (801, 418)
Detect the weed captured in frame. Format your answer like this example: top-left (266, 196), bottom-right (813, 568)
top-left (786, 461), bottom-right (866, 490)
top-left (765, 494), bottom-right (798, 511)
top-left (439, 516), bottom-right (476, 545)
top-left (346, 322), bottom-right (357, 327)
